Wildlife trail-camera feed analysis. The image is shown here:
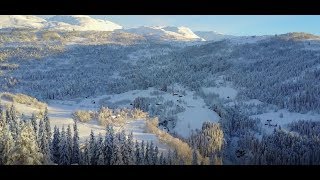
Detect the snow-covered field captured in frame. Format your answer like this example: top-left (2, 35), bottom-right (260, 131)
top-left (251, 109), bottom-right (320, 134)
top-left (89, 86), bottom-right (220, 137)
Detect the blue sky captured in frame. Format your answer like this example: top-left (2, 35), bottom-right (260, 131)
top-left (38, 15), bottom-right (320, 36)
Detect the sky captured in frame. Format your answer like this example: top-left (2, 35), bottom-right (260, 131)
top-left (38, 15), bottom-right (320, 36)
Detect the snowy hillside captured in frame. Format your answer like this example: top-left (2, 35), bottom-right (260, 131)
top-left (47, 15), bottom-right (122, 31)
top-left (1, 16), bottom-right (320, 165)
top-left (124, 26), bottom-right (204, 41)
top-left (194, 31), bottom-right (233, 41)
top-left (0, 15), bottom-right (46, 29)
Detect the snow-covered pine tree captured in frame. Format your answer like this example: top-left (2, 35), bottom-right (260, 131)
top-left (148, 141), bottom-right (155, 165)
top-left (159, 152), bottom-right (164, 165)
top-left (140, 140), bottom-right (145, 165)
top-left (66, 125), bottom-right (73, 164)
top-left (119, 130), bottom-right (129, 165)
top-left (172, 149), bottom-right (179, 165)
top-left (104, 125), bottom-right (114, 165)
top-left (153, 146), bottom-right (159, 165)
top-left (0, 109), bottom-right (6, 128)
top-left (192, 148), bottom-right (198, 165)
top-left (59, 126), bottom-right (70, 165)
top-left (126, 132), bottom-right (135, 165)
top-left (5, 107), bottom-right (10, 125)
top-left (145, 141), bottom-right (150, 165)
top-left (43, 108), bottom-right (52, 148)
top-left (89, 130), bottom-right (97, 165)
top-left (167, 149), bottom-right (172, 165)
top-left (52, 126), bottom-right (60, 164)
top-left (8, 105), bottom-right (18, 140)
top-left (30, 113), bottom-right (37, 135)
top-left (134, 140), bottom-right (142, 165)
top-left (110, 133), bottom-right (123, 165)
top-left (38, 118), bottom-right (44, 146)
top-left (40, 129), bottom-right (51, 164)
top-left (0, 124), bottom-right (15, 165)
top-left (96, 134), bottom-right (105, 165)
top-left (7, 122), bottom-right (44, 165)
top-left (82, 140), bottom-right (90, 165)
top-left (72, 121), bottom-right (80, 164)
top-left (0, 105), bottom-right (3, 123)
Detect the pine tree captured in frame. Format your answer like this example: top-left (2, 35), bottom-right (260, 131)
top-left (0, 124), bottom-right (15, 165)
top-left (82, 140), bottom-right (90, 165)
top-left (0, 109), bottom-right (6, 128)
top-left (0, 105), bottom-right (3, 124)
top-left (140, 140), bottom-right (145, 165)
top-left (7, 122), bottom-right (43, 165)
top-left (38, 118), bottom-right (44, 146)
top-left (153, 146), bottom-right (159, 165)
top-left (167, 149), bottom-right (172, 165)
top-left (5, 108), bottom-right (9, 124)
top-left (179, 157), bottom-right (185, 165)
top-left (104, 125), bottom-right (114, 165)
top-left (30, 113), bottom-right (37, 135)
top-left (66, 125), bottom-right (73, 164)
top-left (72, 121), bottom-right (80, 164)
top-left (7, 105), bottom-right (18, 140)
top-left (59, 126), bottom-right (70, 165)
top-left (110, 133), bottom-right (123, 165)
top-left (119, 130), bottom-right (129, 165)
top-left (126, 132), bottom-right (135, 165)
top-left (162, 153), bottom-right (167, 165)
top-left (159, 152), bottom-right (164, 165)
top-left (148, 141), bottom-right (155, 165)
top-left (134, 140), bottom-right (143, 165)
top-left (96, 134), bottom-right (105, 165)
top-left (89, 130), bottom-right (97, 165)
top-left (192, 148), bottom-right (198, 165)
top-left (43, 108), bottom-right (52, 148)
top-left (40, 129), bottom-right (51, 164)
top-left (172, 149), bottom-right (179, 165)
top-left (52, 126), bottom-right (60, 164)
top-left (145, 141), bottom-right (150, 165)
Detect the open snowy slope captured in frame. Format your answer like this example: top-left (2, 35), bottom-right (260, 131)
top-left (124, 26), bottom-right (204, 41)
top-left (195, 31), bottom-right (234, 41)
top-left (251, 109), bottom-right (320, 134)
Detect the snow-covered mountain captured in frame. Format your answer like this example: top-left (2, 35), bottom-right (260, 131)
top-left (0, 15), bottom-right (46, 29)
top-left (0, 15), bottom-right (123, 32)
top-left (124, 26), bottom-right (204, 41)
top-left (47, 15), bottom-right (122, 31)
top-left (194, 31), bottom-right (234, 41)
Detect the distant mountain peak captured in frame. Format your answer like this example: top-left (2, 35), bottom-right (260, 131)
top-left (47, 15), bottom-right (122, 31)
top-left (0, 15), bottom-right (46, 29)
